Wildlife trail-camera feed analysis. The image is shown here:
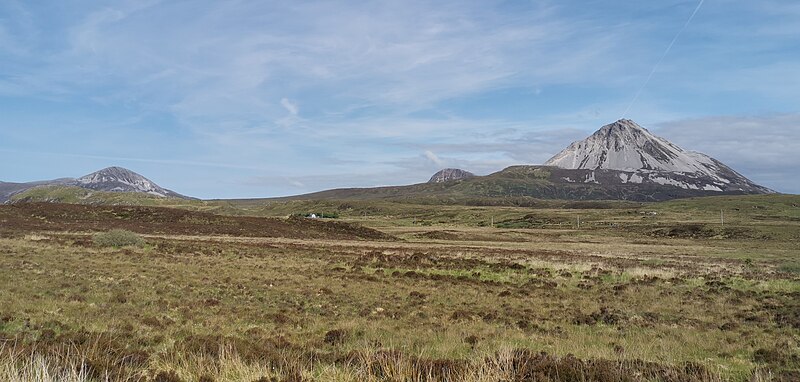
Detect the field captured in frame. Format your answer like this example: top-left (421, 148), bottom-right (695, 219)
top-left (0, 196), bottom-right (798, 381)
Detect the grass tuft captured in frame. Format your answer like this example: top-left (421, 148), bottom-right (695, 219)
top-left (93, 229), bottom-right (145, 248)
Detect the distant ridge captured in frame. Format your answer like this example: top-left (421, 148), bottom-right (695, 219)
top-left (3, 120), bottom-right (774, 204)
top-left (268, 119), bottom-right (773, 202)
top-left (1, 166), bottom-right (190, 203)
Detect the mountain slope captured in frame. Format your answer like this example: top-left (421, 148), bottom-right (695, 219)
top-left (1, 179), bottom-right (75, 203)
top-left (269, 165), bottom-right (766, 203)
top-left (76, 167), bottom-right (186, 198)
top-left (1, 167), bottom-right (190, 203)
top-left (544, 119), bottom-right (771, 193)
top-left (545, 119), bottom-right (707, 173)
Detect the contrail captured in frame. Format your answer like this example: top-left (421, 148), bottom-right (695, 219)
top-left (622, 0), bottom-right (705, 118)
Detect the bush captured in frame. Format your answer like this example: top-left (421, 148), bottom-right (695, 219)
top-left (93, 229), bottom-right (145, 248)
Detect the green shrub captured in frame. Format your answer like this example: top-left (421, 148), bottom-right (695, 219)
top-left (93, 229), bottom-right (145, 248)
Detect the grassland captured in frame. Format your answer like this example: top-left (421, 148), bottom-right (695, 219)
top-left (0, 195), bottom-right (798, 381)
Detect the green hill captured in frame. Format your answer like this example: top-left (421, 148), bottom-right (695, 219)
top-left (9, 185), bottom-right (245, 215)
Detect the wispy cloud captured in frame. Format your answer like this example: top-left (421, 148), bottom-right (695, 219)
top-left (423, 150), bottom-right (444, 167)
top-left (0, 1), bottom-right (798, 197)
top-left (280, 98), bottom-right (299, 116)
top-left (655, 114), bottom-right (800, 193)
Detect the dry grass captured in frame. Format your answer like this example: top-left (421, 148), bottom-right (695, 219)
top-left (93, 229), bottom-right (145, 248)
top-left (0, 345), bottom-right (731, 382)
top-left (0, 346), bottom-right (95, 382)
top-left (0, 201), bottom-right (798, 381)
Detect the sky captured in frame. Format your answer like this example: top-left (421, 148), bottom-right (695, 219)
top-left (1, 0), bottom-right (799, 198)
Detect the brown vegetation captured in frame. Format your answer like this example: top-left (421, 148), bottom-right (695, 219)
top-left (0, 199), bottom-right (798, 381)
top-left (0, 203), bottom-right (392, 241)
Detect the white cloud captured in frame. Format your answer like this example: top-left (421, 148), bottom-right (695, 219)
top-left (423, 150), bottom-right (444, 167)
top-left (2, 1), bottom-right (799, 198)
top-left (0, 1), bottom-right (630, 122)
top-left (280, 98), bottom-right (298, 115)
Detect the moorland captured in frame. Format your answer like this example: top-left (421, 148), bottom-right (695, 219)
top-left (0, 194), bottom-right (798, 381)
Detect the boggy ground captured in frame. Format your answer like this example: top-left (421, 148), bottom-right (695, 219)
top-left (0, 203), bottom-right (798, 381)
top-left (0, 203), bottom-right (390, 241)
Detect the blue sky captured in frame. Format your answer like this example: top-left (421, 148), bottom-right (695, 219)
top-left (1, 0), bottom-right (799, 198)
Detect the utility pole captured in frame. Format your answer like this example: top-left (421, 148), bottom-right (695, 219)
top-left (721, 210), bottom-right (724, 228)
top-left (577, 215), bottom-right (581, 229)
top-left (491, 216), bottom-right (494, 228)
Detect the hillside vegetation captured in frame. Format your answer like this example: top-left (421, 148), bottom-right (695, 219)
top-left (0, 192), bottom-right (798, 380)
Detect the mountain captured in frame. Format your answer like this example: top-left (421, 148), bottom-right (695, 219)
top-left (429, 168), bottom-right (475, 183)
top-left (1, 167), bottom-right (190, 203)
top-left (270, 119), bottom-right (772, 203)
top-left (4, 120), bottom-right (774, 204)
top-left (1, 178), bottom-right (75, 203)
top-left (75, 167), bottom-right (185, 197)
top-left (544, 119), bottom-right (772, 194)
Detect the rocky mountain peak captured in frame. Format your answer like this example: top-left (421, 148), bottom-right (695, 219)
top-left (544, 119), bottom-right (772, 193)
top-left (429, 168), bottom-right (475, 183)
top-left (79, 166), bottom-right (142, 181)
top-left (76, 166), bottom-right (179, 197)
top-left (1, 166), bottom-right (191, 203)
top-left (594, 119), bottom-right (646, 137)
top-left (547, 119), bottom-right (705, 173)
